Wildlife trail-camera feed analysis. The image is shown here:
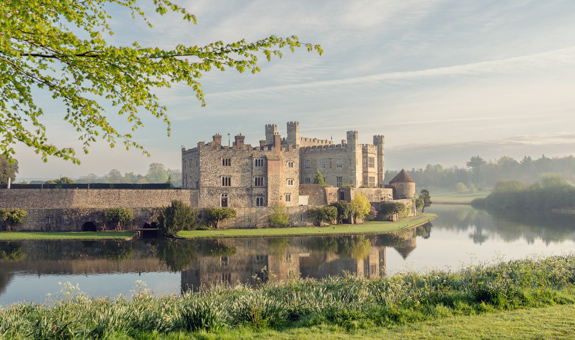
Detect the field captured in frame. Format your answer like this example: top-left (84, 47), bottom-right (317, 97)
top-left (428, 188), bottom-right (489, 204)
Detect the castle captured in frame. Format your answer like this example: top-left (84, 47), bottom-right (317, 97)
top-left (181, 122), bottom-right (415, 208)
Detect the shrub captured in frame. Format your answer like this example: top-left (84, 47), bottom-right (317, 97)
top-left (455, 182), bottom-right (468, 193)
top-left (379, 202), bottom-right (406, 219)
top-left (157, 200), bottom-right (198, 237)
top-left (204, 207), bottom-right (237, 228)
top-left (366, 205), bottom-right (377, 221)
top-left (0, 209), bottom-right (27, 231)
top-left (268, 203), bottom-right (290, 227)
top-left (331, 200), bottom-right (353, 224)
top-left (104, 207), bottom-right (135, 229)
top-left (309, 206), bottom-right (337, 226)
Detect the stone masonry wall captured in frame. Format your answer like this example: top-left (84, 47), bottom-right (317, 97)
top-left (0, 189), bottom-right (192, 209)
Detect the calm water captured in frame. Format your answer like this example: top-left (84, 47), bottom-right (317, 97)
top-left (1, 204), bottom-right (574, 305)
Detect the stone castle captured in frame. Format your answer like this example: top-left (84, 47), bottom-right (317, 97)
top-left (181, 122), bottom-right (415, 209)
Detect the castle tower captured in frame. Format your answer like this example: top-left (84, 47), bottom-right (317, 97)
top-left (265, 124), bottom-right (277, 146)
top-left (373, 135), bottom-right (385, 187)
top-left (286, 121), bottom-right (300, 146)
top-left (346, 131), bottom-right (358, 151)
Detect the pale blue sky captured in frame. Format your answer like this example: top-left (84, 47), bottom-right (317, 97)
top-left (14, 0), bottom-right (575, 179)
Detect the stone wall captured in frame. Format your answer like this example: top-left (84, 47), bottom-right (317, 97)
top-left (0, 189), bottom-right (192, 209)
top-left (214, 206), bottom-right (315, 229)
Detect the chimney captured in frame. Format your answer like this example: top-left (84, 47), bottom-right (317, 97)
top-left (212, 134), bottom-right (222, 145)
top-left (234, 133), bottom-right (245, 149)
top-left (259, 140), bottom-right (266, 148)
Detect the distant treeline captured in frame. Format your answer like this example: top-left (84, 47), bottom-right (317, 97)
top-left (471, 174), bottom-right (575, 212)
top-left (75, 163), bottom-right (182, 187)
top-left (386, 155), bottom-right (575, 189)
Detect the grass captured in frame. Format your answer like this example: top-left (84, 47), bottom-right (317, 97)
top-left (178, 213), bottom-right (436, 239)
top-left (0, 231), bottom-right (134, 240)
top-left (1, 254), bottom-right (574, 339)
top-left (430, 188), bottom-right (489, 204)
top-left (186, 304), bottom-right (575, 339)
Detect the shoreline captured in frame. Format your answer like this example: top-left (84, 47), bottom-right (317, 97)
top-left (178, 213), bottom-right (437, 239)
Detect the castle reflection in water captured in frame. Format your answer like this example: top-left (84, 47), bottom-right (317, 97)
top-left (0, 225), bottom-right (429, 296)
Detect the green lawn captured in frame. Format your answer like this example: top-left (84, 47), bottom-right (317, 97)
top-left (178, 213), bottom-right (436, 239)
top-left (190, 304), bottom-right (575, 340)
top-left (429, 188), bottom-right (489, 204)
top-left (0, 231), bottom-right (134, 240)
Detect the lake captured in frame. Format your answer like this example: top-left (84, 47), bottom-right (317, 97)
top-left (1, 204), bottom-right (574, 305)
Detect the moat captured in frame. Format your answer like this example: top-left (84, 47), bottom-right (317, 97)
top-left (1, 204), bottom-right (574, 305)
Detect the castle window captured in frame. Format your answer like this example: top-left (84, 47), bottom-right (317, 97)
top-left (336, 159), bottom-right (343, 169)
top-left (255, 158), bottom-right (265, 167)
top-left (221, 194), bottom-right (228, 207)
top-left (368, 177), bottom-right (375, 187)
top-left (286, 253), bottom-right (292, 262)
top-left (319, 159), bottom-right (326, 169)
top-left (304, 159), bottom-right (310, 169)
top-left (336, 176), bottom-right (343, 187)
top-left (304, 177), bottom-right (311, 184)
top-left (222, 176), bottom-right (231, 186)
top-left (254, 177), bottom-right (265, 187)
top-left (363, 176), bottom-right (368, 186)
top-left (220, 256), bottom-right (228, 266)
top-left (287, 161), bottom-right (294, 168)
top-left (222, 272), bottom-right (231, 283)
top-left (256, 197), bottom-right (265, 206)
top-left (287, 178), bottom-right (294, 186)
top-left (369, 157), bottom-right (375, 168)
top-left (285, 193), bottom-right (291, 202)
top-left (222, 158), bottom-right (231, 166)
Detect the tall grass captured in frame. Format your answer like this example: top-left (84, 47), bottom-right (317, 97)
top-left (1, 255), bottom-right (575, 338)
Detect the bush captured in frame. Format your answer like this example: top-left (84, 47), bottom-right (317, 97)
top-left (104, 207), bottom-right (134, 229)
top-left (0, 209), bottom-right (27, 231)
top-left (268, 203), bottom-right (290, 227)
top-left (309, 206), bottom-right (337, 226)
top-left (204, 207), bottom-right (237, 228)
top-left (455, 182), bottom-right (468, 193)
top-left (379, 202), bottom-right (406, 219)
top-left (158, 200), bottom-right (198, 237)
top-left (331, 200), bottom-right (353, 224)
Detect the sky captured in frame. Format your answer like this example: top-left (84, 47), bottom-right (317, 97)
top-left (13, 0), bottom-right (575, 180)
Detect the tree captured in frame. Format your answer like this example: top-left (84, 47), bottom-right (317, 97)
top-left (466, 156), bottom-right (486, 185)
top-left (146, 163), bottom-right (169, 183)
top-left (0, 1), bottom-right (322, 163)
top-left (0, 157), bottom-right (18, 184)
top-left (350, 193), bottom-right (371, 223)
top-left (268, 203), bottom-right (290, 227)
top-left (313, 169), bottom-right (325, 185)
top-left (104, 207), bottom-right (135, 230)
top-left (157, 200), bottom-right (197, 237)
top-left (45, 177), bottom-right (75, 185)
top-left (455, 182), bottom-right (468, 193)
top-left (204, 207), bottom-right (237, 229)
top-left (419, 189), bottom-right (432, 213)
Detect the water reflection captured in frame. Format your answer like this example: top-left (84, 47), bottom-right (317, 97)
top-left (428, 205), bottom-right (575, 245)
top-left (1, 205), bottom-right (575, 303)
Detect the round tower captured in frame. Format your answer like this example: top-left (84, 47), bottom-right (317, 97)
top-left (389, 169), bottom-right (416, 199)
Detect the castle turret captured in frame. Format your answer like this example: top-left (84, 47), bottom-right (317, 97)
top-left (373, 135), bottom-right (384, 187)
top-left (389, 169), bottom-right (416, 199)
top-left (287, 121), bottom-right (300, 146)
top-left (346, 131), bottom-right (358, 151)
top-left (265, 124), bottom-right (277, 146)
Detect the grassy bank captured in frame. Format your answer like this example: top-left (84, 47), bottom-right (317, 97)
top-left (1, 254), bottom-right (574, 339)
top-left (0, 231), bottom-right (134, 241)
top-left (178, 213), bottom-right (436, 239)
top-left (430, 188), bottom-right (489, 204)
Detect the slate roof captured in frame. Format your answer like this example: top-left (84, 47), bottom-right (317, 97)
top-left (389, 169), bottom-right (415, 183)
